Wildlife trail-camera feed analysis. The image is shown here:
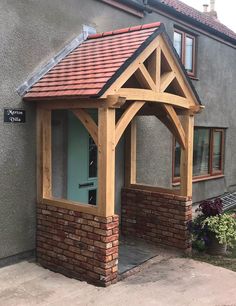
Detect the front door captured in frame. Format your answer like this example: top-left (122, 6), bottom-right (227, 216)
top-left (67, 111), bottom-right (98, 205)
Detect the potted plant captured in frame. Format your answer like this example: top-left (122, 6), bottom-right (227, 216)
top-left (202, 214), bottom-right (236, 255)
top-left (189, 198), bottom-right (236, 255)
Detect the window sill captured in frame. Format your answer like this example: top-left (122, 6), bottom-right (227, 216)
top-left (172, 174), bottom-right (225, 186)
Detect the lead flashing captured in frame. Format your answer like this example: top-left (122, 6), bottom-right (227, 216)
top-left (17, 25), bottom-right (96, 97)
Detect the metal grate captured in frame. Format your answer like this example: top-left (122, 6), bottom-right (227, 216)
top-left (220, 192), bottom-right (236, 211)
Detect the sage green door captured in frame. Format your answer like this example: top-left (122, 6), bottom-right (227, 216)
top-left (67, 111), bottom-right (97, 205)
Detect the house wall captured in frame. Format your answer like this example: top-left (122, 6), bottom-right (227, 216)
top-left (0, 0), bottom-right (235, 262)
top-left (0, 0), bottom-right (140, 262)
top-left (136, 11), bottom-right (236, 203)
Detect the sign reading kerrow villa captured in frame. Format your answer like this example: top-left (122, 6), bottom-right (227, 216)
top-left (4, 108), bottom-right (26, 123)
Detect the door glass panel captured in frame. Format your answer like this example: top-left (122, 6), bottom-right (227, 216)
top-left (193, 128), bottom-right (210, 176)
top-left (212, 131), bottom-right (222, 172)
top-left (174, 32), bottom-right (182, 57)
top-left (89, 136), bottom-right (97, 178)
top-left (88, 189), bottom-right (97, 205)
top-left (185, 36), bottom-right (193, 72)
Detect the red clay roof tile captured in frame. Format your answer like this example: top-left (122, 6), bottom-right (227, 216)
top-left (158, 0), bottom-right (236, 41)
top-left (24, 22), bottom-right (161, 100)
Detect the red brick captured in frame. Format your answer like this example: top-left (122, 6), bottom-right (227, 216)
top-left (81, 225), bottom-right (93, 232)
top-left (94, 253), bottom-right (113, 262)
top-left (100, 234), bottom-right (118, 243)
top-left (64, 215), bottom-right (75, 222)
top-left (94, 241), bottom-right (113, 249)
top-left (82, 213), bottom-right (94, 220)
top-left (94, 228), bottom-right (112, 236)
top-left (74, 254), bottom-right (88, 262)
top-left (87, 220), bottom-right (100, 228)
top-left (58, 208), bottom-right (69, 214)
top-left (100, 221), bottom-right (119, 230)
top-left (87, 233), bottom-right (101, 241)
top-left (94, 216), bottom-right (113, 223)
top-left (41, 209), bottom-right (51, 215)
top-left (81, 237), bottom-right (94, 245)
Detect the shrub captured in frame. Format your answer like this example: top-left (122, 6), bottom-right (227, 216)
top-left (202, 214), bottom-right (236, 247)
top-left (196, 198), bottom-right (223, 217)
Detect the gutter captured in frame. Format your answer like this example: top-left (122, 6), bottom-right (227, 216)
top-left (120, 0), bottom-right (236, 46)
top-left (147, 0), bottom-right (236, 46)
top-left (118, 0), bottom-right (152, 13)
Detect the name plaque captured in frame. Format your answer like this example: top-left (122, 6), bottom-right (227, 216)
top-left (4, 109), bottom-right (26, 123)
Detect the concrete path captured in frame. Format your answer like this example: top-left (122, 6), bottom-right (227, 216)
top-left (0, 256), bottom-right (236, 306)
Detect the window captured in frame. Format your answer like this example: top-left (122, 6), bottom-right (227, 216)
top-left (174, 29), bottom-right (196, 76)
top-left (173, 127), bottom-right (225, 181)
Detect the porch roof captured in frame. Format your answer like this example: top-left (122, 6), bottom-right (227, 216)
top-left (23, 22), bottom-right (201, 105)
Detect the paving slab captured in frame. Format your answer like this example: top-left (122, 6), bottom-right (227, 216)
top-left (0, 256), bottom-right (236, 306)
top-left (118, 236), bottom-right (163, 274)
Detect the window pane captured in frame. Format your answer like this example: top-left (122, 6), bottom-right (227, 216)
top-left (212, 131), bottom-right (222, 172)
top-left (88, 136), bottom-right (97, 178)
top-left (185, 36), bottom-right (193, 72)
top-left (193, 129), bottom-right (210, 176)
top-left (174, 141), bottom-right (181, 177)
top-left (174, 32), bottom-right (182, 57)
top-left (88, 189), bottom-right (97, 205)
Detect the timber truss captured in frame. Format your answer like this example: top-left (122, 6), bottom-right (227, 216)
top-left (32, 30), bottom-right (203, 217)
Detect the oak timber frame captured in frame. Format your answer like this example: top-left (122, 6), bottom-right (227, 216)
top-left (36, 33), bottom-right (202, 218)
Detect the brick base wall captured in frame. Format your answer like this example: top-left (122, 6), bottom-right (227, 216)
top-left (37, 203), bottom-right (119, 287)
top-left (121, 188), bottom-right (192, 251)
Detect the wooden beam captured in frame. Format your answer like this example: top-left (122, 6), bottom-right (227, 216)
top-left (42, 197), bottom-right (99, 215)
top-left (101, 36), bottom-right (161, 96)
top-left (36, 106), bottom-right (43, 202)
top-left (72, 109), bottom-right (98, 146)
top-left (160, 71), bottom-right (175, 92)
top-left (97, 108), bottom-right (116, 216)
top-left (158, 36), bottom-right (196, 106)
top-left (37, 99), bottom-right (107, 110)
top-left (147, 47), bottom-right (161, 91)
top-left (162, 104), bottom-right (186, 149)
top-left (125, 119), bottom-right (137, 186)
top-left (41, 108), bottom-right (52, 198)
top-left (135, 64), bottom-right (156, 91)
top-left (115, 101), bottom-right (145, 146)
top-left (117, 88), bottom-right (190, 109)
top-left (129, 183), bottom-right (180, 195)
top-left (107, 95), bottom-right (126, 108)
top-left (180, 114), bottom-right (194, 197)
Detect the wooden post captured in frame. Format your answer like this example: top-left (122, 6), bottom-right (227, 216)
top-left (40, 107), bottom-right (52, 199)
top-left (125, 119), bottom-right (137, 186)
top-left (97, 108), bottom-right (116, 216)
top-left (180, 113), bottom-right (194, 197)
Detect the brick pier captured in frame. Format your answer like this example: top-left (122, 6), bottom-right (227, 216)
top-left (121, 187), bottom-right (192, 251)
top-left (37, 203), bottom-right (119, 287)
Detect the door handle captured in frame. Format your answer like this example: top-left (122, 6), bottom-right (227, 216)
top-left (79, 182), bottom-right (94, 188)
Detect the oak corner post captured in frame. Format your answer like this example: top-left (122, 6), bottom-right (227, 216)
top-left (125, 118), bottom-right (137, 187)
top-left (97, 107), bottom-right (116, 217)
top-left (180, 113), bottom-right (194, 197)
top-left (36, 106), bottom-right (52, 201)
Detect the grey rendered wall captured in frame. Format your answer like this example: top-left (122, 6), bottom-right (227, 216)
top-left (135, 11), bottom-right (236, 203)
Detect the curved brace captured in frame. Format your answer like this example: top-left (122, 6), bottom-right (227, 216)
top-left (154, 106), bottom-right (185, 150)
top-left (115, 101), bottom-right (145, 147)
top-left (162, 104), bottom-right (186, 149)
top-left (72, 109), bottom-right (98, 146)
